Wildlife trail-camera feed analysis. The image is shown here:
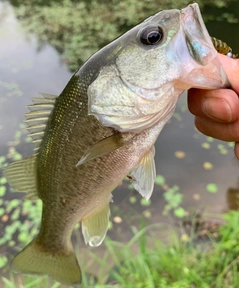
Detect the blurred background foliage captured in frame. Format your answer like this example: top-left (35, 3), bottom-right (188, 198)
top-left (7, 0), bottom-right (237, 71)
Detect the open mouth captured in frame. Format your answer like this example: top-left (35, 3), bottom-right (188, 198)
top-left (180, 3), bottom-right (215, 66)
top-left (181, 3), bottom-right (206, 33)
top-left (178, 3), bottom-right (229, 89)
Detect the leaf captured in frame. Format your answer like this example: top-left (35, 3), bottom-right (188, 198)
top-left (6, 199), bottom-right (20, 211)
top-left (174, 207), bottom-right (185, 218)
top-left (10, 208), bottom-right (20, 221)
top-left (203, 162), bottom-right (213, 170)
top-left (217, 144), bottom-right (224, 150)
top-left (206, 183), bottom-right (218, 193)
top-left (0, 177), bottom-right (7, 185)
top-left (201, 142), bottom-right (211, 149)
top-left (0, 156), bottom-right (6, 165)
top-left (140, 198), bottom-right (151, 207)
top-left (207, 137), bottom-right (214, 142)
top-left (5, 223), bottom-right (18, 236)
top-left (51, 283), bottom-right (61, 288)
top-left (18, 233), bottom-right (30, 244)
top-left (0, 256), bottom-right (7, 268)
top-left (0, 238), bottom-right (7, 245)
top-left (128, 183), bottom-right (134, 190)
top-left (0, 186), bottom-right (6, 196)
top-left (155, 175), bottom-right (165, 185)
top-left (24, 277), bottom-right (43, 288)
top-left (12, 151), bottom-right (22, 161)
top-left (174, 151), bottom-right (186, 159)
top-left (164, 189), bottom-right (182, 206)
top-left (143, 210), bottom-right (151, 218)
top-left (1, 277), bottom-right (16, 288)
top-left (0, 208), bottom-right (5, 216)
top-left (129, 196), bottom-right (137, 204)
top-left (8, 240), bottom-right (16, 247)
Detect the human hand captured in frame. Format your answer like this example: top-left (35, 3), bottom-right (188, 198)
top-left (188, 54), bottom-right (239, 159)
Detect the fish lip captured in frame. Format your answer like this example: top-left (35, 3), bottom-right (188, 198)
top-left (179, 3), bottom-right (229, 88)
top-left (180, 3), bottom-right (205, 32)
top-left (180, 2), bottom-right (213, 65)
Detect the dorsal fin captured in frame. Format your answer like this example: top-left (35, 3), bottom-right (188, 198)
top-left (24, 93), bottom-right (57, 151)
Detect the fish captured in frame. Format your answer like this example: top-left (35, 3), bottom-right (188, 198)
top-left (4, 3), bottom-right (229, 286)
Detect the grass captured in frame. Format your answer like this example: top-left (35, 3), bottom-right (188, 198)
top-left (1, 211), bottom-right (239, 288)
top-left (103, 213), bottom-right (239, 288)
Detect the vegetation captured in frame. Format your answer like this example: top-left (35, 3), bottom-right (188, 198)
top-left (109, 212), bottom-right (239, 288)
top-left (9, 0), bottom-right (236, 71)
top-left (1, 210), bottom-right (239, 287)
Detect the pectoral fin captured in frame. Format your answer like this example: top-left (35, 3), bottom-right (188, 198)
top-left (81, 200), bottom-right (111, 247)
top-left (76, 133), bottom-right (127, 166)
top-left (128, 146), bottom-right (156, 200)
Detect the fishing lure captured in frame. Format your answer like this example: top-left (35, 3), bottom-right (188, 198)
top-left (211, 36), bottom-right (237, 58)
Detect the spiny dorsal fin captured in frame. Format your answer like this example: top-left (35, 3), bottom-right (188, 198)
top-left (3, 154), bottom-right (38, 200)
top-left (24, 93), bottom-right (57, 151)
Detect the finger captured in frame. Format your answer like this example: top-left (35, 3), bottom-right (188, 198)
top-left (218, 54), bottom-right (239, 93)
top-left (234, 142), bottom-right (239, 160)
top-left (188, 88), bottom-right (239, 123)
top-left (195, 116), bottom-right (239, 142)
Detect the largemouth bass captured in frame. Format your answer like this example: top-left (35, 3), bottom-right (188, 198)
top-left (4, 3), bottom-right (228, 285)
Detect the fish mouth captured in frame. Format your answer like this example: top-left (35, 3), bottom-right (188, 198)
top-left (179, 3), bottom-right (229, 88)
top-left (180, 3), bottom-right (212, 66)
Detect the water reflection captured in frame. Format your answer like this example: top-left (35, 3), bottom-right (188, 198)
top-left (0, 2), bottom-right (71, 148)
top-left (6, 0), bottom-right (238, 71)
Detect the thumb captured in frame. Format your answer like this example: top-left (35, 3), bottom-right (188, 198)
top-left (218, 54), bottom-right (239, 94)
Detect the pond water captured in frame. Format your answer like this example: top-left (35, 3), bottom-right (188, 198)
top-left (0, 0), bottom-right (239, 285)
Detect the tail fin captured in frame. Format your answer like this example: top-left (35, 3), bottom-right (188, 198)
top-left (11, 239), bottom-right (81, 286)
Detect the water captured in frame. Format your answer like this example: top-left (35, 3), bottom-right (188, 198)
top-left (0, 3), bottom-right (71, 146)
top-left (1, 0), bottom-right (239, 284)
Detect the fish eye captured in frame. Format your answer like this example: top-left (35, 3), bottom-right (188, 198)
top-left (140, 26), bottom-right (164, 45)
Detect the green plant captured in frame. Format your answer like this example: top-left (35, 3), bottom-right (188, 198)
top-left (163, 185), bottom-right (185, 218)
top-left (9, 0), bottom-right (236, 71)
top-left (106, 214), bottom-right (239, 287)
top-left (2, 211), bottom-right (239, 287)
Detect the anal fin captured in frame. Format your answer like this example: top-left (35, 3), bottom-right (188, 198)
top-left (81, 200), bottom-right (111, 247)
top-left (128, 146), bottom-right (156, 200)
